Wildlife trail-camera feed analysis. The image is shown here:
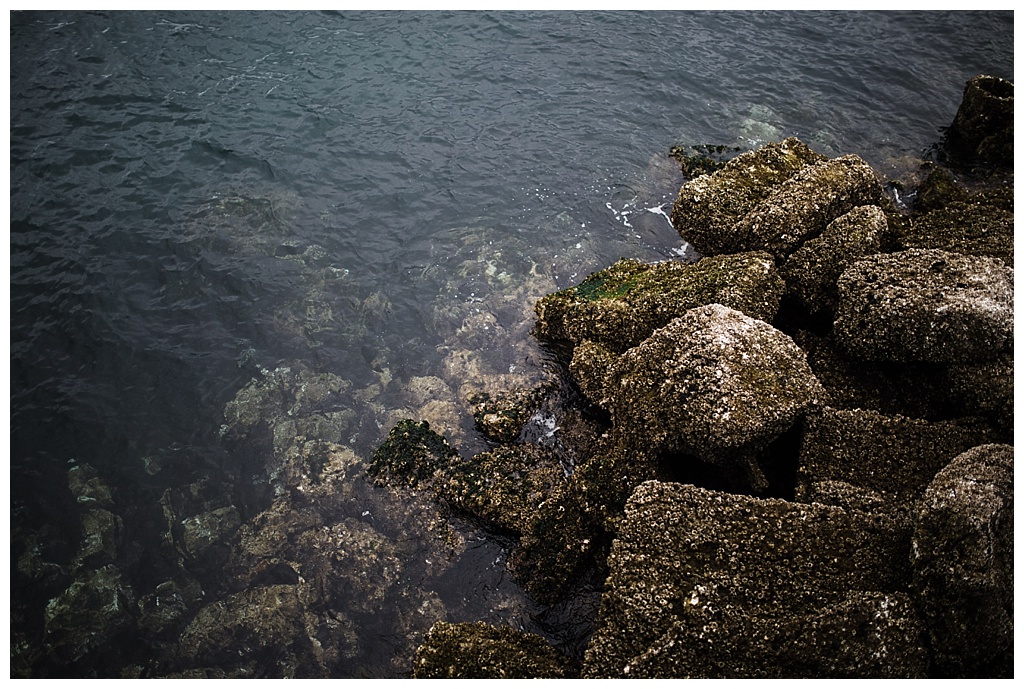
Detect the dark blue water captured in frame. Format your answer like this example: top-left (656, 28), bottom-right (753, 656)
top-left (9, 10), bottom-right (1014, 678)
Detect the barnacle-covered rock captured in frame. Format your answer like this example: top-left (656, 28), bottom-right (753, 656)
top-left (413, 621), bottom-right (572, 678)
top-left (671, 137), bottom-right (826, 255)
top-left (780, 204), bottom-right (889, 316)
top-left (534, 252), bottom-right (784, 353)
top-left (795, 407), bottom-right (997, 511)
top-left (834, 248), bottom-right (1013, 363)
top-left (605, 304), bottom-right (824, 490)
top-left (911, 444), bottom-right (1014, 677)
top-left (582, 481), bottom-right (926, 678)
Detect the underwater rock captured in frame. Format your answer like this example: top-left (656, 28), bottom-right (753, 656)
top-left (76, 508), bottom-right (124, 567)
top-left (605, 304), bottom-right (824, 491)
top-left (534, 252), bottom-right (784, 354)
top-left (582, 481), bottom-right (924, 678)
top-left (468, 385), bottom-right (551, 444)
top-left (44, 564), bottom-right (136, 665)
top-left (911, 444), bottom-right (1014, 678)
top-left (137, 577), bottom-right (204, 637)
top-left (179, 584), bottom-right (327, 678)
top-left (780, 204), bottom-right (889, 316)
top-left (795, 407), bottom-right (997, 512)
top-left (413, 621), bottom-right (573, 679)
top-left (671, 137), bottom-right (826, 255)
top-left (67, 462), bottom-right (115, 507)
top-left (180, 506), bottom-right (242, 558)
top-left (834, 248), bottom-right (1013, 363)
top-left (942, 74), bottom-right (1014, 169)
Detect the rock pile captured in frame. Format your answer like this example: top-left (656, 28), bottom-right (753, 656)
top-left (403, 76), bottom-right (1013, 678)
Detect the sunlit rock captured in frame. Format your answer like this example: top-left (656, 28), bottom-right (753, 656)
top-left (534, 252), bottom-right (784, 354)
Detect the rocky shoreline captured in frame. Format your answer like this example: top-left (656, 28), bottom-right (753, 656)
top-left (399, 74), bottom-right (1014, 678)
top-left (12, 75), bottom-right (1012, 679)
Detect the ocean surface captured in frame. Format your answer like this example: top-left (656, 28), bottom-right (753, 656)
top-left (9, 10), bottom-right (1014, 677)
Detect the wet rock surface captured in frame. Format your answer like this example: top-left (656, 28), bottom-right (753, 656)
top-left (413, 621), bottom-right (574, 678)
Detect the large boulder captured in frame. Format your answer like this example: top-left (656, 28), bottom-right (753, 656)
top-left (582, 481), bottom-right (926, 678)
top-left (605, 304), bottom-right (824, 491)
top-left (534, 252), bottom-right (784, 353)
top-left (911, 444), bottom-right (1014, 678)
top-left (833, 248), bottom-right (1013, 363)
top-left (413, 621), bottom-right (572, 678)
top-left (671, 137), bottom-right (827, 255)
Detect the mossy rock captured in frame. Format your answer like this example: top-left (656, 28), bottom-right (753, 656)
top-left (438, 443), bottom-right (567, 534)
top-left (468, 385), bottom-right (550, 444)
top-left (671, 137), bottom-right (827, 255)
top-left (900, 185), bottom-right (1013, 264)
top-left (534, 251), bottom-right (784, 354)
top-left (413, 621), bottom-right (573, 678)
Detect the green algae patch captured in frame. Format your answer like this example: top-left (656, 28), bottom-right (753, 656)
top-left (413, 621), bottom-right (573, 678)
top-left (369, 419), bottom-right (459, 489)
top-left (534, 251), bottom-right (784, 353)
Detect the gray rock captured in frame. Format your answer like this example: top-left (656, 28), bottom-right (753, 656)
top-left (582, 481), bottom-right (925, 678)
top-left (413, 621), bottom-right (571, 678)
top-left (912, 443), bottom-right (1013, 677)
top-left (606, 304), bottom-right (824, 490)
top-left (834, 248), bottom-right (1013, 363)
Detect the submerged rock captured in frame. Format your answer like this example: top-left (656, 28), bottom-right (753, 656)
top-left (834, 248), bottom-right (1013, 363)
top-left (413, 621), bottom-right (572, 678)
top-left (605, 304), bottom-right (824, 491)
top-left (582, 481), bottom-right (925, 678)
top-left (911, 444), bottom-right (1014, 678)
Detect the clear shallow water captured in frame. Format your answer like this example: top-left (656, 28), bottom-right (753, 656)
top-left (9, 10), bottom-right (1014, 677)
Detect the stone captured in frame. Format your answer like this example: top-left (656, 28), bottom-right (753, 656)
top-left (413, 621), bottom-right (571, 678)
top-left (605, 304), bottom-right (824, 490)
top-left (44, 564), bottom-right (136, 665)
top-left (726, 155), bottom-right (883, 260)
top-left (941, 74), bottom-right (1013, 168)
top-left (368, 419), bottom-right (460, 489)
top-left (672, 137), bottom-right (827, 255)
top-left (834, 248), bottom-right (1013, 363)
top-left (899, 186), bottom-right (1014, 265)
top-left (795, 407), bottom-right (997, 511)
top-left (180, 505), bottom-right (242, 558)
top-left (947, 352), bottom-right (1014, 440)
top-left (534, 252), bottom-right (784, 353)
top-left (911, 444), bottom-right (1013, 678)
top-left (582, 481), bottom-right (925, 678)
top-left (781, 204), bottom-right (888, 316)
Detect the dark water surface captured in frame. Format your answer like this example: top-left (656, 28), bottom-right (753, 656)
top-left (9, 10), bottom-right (1013, 677)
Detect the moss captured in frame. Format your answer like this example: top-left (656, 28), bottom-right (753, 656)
top-left (534, 252), bottom-right (784, 353)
